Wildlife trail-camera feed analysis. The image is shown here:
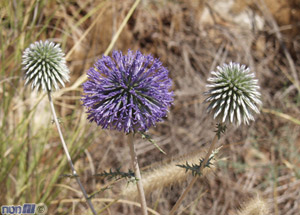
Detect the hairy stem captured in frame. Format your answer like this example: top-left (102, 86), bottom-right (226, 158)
top-left (169, 134), bottom-right (218, 215)
top-left (128, 133), bottom-right (148, 215)
top-left (47, 92), bottom-right (97, 215)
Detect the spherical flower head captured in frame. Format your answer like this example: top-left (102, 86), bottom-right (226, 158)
top-left (205, 62), bottom-right (261, 125)
top-left (82, 50), bottom-right (174, 133)
top-left (22, 40), bottom-right (70, 92)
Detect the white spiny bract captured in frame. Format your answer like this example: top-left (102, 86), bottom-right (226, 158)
top-left (205, 62), bottom-right (261, 125)
top-left (22, 40), bottom-right (70, 92)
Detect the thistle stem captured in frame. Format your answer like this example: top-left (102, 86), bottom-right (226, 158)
top-left (169, 134), bottom-right (218, 215)
top-left (47, 92), bottom-right (97, 215)
top-left (127, 133), bottom-right (148, 215)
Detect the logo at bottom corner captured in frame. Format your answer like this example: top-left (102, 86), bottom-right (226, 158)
top-left (35, 203), bottom-right (48, 215)
top-left (1, 203), bottom-right (48, 215)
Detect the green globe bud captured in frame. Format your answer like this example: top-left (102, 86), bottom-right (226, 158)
top-left (205, 62), bottom-right (261, 125)
top-left (22, 40), bottom-right (70, 92)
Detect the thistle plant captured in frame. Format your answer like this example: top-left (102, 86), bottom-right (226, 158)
top-left (82, 49), bottom-right (173, 215)
top-left (170, 62), bottom-right (261, 215)
top-left (22, 40), bottom-right (97, 215)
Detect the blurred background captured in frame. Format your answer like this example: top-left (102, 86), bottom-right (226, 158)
top-left (1, 0), bottom-right (300, 214)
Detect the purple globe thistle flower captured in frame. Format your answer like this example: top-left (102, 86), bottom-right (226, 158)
top-left (82, 50), bottom-right (174, 133)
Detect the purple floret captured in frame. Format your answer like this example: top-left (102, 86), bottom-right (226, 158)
top-left (82, 50), bottom-right (174, 133)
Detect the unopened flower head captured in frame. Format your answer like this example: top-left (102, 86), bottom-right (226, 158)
top-left (205, 62), bottom-right (261, 125)
top-left (82, 50), bottom-right (173, 133)
top-left (22, 40), bottom-right (70, 92)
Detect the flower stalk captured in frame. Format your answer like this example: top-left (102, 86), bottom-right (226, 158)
top-left (22, 40), bottom-right (98, 214)
top-left (169, 134), bottom-right (218, 215)
top-left (48, 92), bottom-right (97, 215)
top-left (169, 62), bottom-right (262, 214)
top-left (81, 49), bottom-right (173, 214)
top-left (127, 133), bottom-right (148, 215)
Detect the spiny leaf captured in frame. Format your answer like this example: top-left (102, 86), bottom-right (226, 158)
top-left (177, 156), bottom-right (214, 177)
top-left (139, 131), bottom-right (167, 154)
top-left (94, 167), bottom-right (136, 181)
top-left (215, 123), bottom-right (227, 139)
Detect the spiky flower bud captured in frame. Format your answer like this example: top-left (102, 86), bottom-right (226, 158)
top-left (22, 40), bottom-right (70, 92)
top-left (82, 49), bottom-right (174, 133)
top-left (205, 62), bottom-right (261, 125)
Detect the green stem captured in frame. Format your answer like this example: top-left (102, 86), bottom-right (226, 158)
top-left (47, 92), bottom-right (97, 215)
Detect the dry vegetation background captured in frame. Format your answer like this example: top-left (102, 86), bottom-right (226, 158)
top-left (1, 0), bottom-right (300, 214)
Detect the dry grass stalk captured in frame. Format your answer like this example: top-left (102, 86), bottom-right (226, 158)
top-left (237, 196), bottom-right (269, 215)
top-left (122, 149), bottom-right (217, 199)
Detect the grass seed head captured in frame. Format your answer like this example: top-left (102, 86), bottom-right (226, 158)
top-left (122, 151), bottom-right (216, 198)
top-left (237, 196), bottom-right (269, 215)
